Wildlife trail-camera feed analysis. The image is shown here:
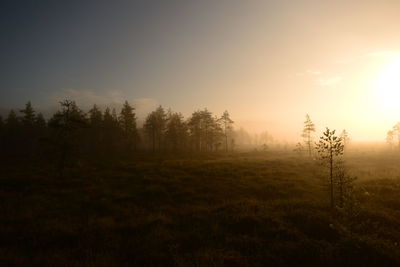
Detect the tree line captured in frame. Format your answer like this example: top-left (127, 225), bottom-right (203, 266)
top-left (0, 100), bottom-right (237, 159)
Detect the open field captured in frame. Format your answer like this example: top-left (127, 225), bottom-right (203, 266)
top-left (1, 151), bottom-right (400, 266)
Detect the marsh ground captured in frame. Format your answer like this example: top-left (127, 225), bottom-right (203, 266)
top-left (1, 150), bottom-right (400, 266)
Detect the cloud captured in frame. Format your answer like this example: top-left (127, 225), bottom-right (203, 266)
top-left (49, 89), bottom-right (124, 107)
top-left (296, 70), bottom-right (321, 76)
top-left (318, 76), bottom-right (343, 87)
top-left (306, 70), bottom-right (321, 75)
top-left (366, 50), bottom-right (400, 58)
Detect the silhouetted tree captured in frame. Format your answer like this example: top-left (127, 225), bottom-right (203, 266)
top-left (6, 109), bottom-right (20, 129)
top-left (165, 111), bottom-right (187, 151)
top-left (88, 104), bottom-right (103, 127)
top-left (20, 101), bottom-right (36, 127)
top-left (302, 114), bottom-right (315, 157)
top-left (87, 104), bottom-right (104, 157)
top-left (218, 110), bottom-right (234, 152)
top-left (188, 110), bottom-right (209, 151)
top-left (208, 115), bottom-right (223, 151)
top-left (119, 101), bottom-right (138, 153)
top-left (4, 110), bottom-right (21, 154)
top-left (0, 115), bottom-right (4, 152)
top-left (35, 113), bottom-right (46, 129)
top-left (316, 128), bottom-right (344, 210)
top-left (102, 107), bottom-right (121, 157)
top-left (144, 106), bottom-right (167, 152)
top-left (188, 109), bottom-right (223, 152)
top-left (19, 102), bottom-right (38, 155)
top-left (48, 100), bottom-right (87, 177)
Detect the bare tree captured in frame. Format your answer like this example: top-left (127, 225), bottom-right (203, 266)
top-left (302, 114), bottom-right (315, 157)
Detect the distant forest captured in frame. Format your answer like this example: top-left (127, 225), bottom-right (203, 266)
top-left (0, 100), bottom-right (276, 168)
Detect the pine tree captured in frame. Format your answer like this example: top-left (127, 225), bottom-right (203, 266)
top-left (119, 101), bottom-right (138, 152)
top-left (35, 113), bottom-right (47, 128)
top-left (88, 104), bottom-right (103, 127)
top-left (165, 112), bottom-right (187, 151)
top-left (20, 101), bottom-right (35, 127)
top-left (144, 106), bottom-right (167, 152)
top-left (48, 100), bottom-right (86, 177)
top-left (316, 128), bottom-right (344, 210)
top-left (218, 110), bottom-right (234, 152)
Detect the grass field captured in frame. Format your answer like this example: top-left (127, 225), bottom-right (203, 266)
top-left (1, 150), bottom-right (400, 266)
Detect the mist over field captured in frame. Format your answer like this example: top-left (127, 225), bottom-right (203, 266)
top-left (2, 1), bottom-right (400, 266)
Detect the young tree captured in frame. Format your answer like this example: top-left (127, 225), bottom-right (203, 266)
top-left (302, 114), bottom-right (316, 157)
top-left (316, 128), bottom-right (344, 210)
top-left (218, 110), bottom-right (234, 152)
top-left (335, 161), bottom-right (357, 208)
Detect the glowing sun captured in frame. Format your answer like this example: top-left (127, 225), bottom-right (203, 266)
top-left (374, 59), bottom-right (400, 110)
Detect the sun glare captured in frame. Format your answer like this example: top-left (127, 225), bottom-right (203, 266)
top-left (374, 59), bottom-right (400, 110)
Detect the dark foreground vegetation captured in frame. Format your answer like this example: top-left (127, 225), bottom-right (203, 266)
top-left (2, 151), bottom-right (400, 266)
top-left (2, 101), bottom-right (400, 266)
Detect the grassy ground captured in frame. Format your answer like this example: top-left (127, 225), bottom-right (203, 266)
top-left (1, 151), bottom-right (400, 266)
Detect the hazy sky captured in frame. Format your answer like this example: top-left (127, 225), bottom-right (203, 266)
top-left (1, 0), bottom-right (400, 141)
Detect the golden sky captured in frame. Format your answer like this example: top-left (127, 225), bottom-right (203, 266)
top-left (2, 1), bottom-right (400, 142)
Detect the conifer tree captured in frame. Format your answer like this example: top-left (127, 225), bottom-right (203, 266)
top-left (219, 110), bottom-right (234, 152)
top-left (20, 101), bottom-right (35, 127)
top-left (316, 128), bottom-right (344, 210)
top-left (119, 101), bottom-right (138, 152)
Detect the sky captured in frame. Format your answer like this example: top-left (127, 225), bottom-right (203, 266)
top-left (1, 0), bottom-right (400, 141)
